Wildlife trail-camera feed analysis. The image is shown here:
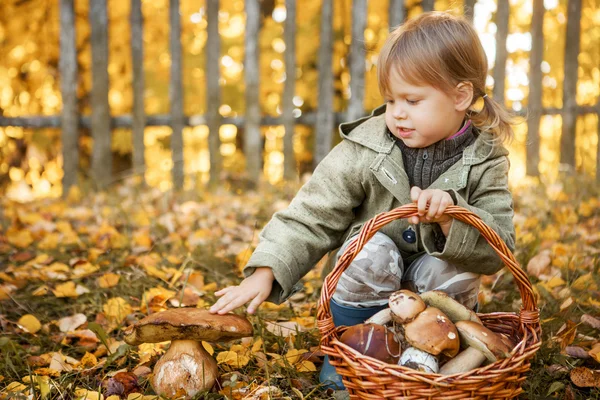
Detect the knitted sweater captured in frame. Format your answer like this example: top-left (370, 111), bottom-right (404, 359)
top-left (395, 121), bottom-right (477, 189)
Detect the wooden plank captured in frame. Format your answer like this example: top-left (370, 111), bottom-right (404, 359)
top-left (130, 0), bottom-right (146, 181)
top-left (206, 0), bottom-right (222, 186)
top-left (463, 0), bottom-right (476, 21)
top-left (560, 0), bottom-right (582, 167)
top-left (526, 0), bottom-right (544, 177)
top-left (1, 106), bottom-right (597, 129)
top-left (492, 0), bottom-right (509, 105)
top-left (314, 0), bottom-right (334, 167)
top-left (244, 0), bottom-right (262, 183)
top-left (421, 0), bottom-right (434, 12)
top-left (347, 0), bottom-right (368, 122)
top-left (89, 0), bottom-right (112, 187)
top-left (282, 0), bottom-right (297, 180)
top-left (59, 0), bottom-right (79, 193)
top-left (169, 0), bottom-right (185, 189)
top-left (389, 0), bottom-right (405, 29)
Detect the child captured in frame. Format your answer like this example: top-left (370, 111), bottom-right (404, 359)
top-left (210, 12), bottom-right (516, 388)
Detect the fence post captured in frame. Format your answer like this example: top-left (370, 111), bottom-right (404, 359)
top-left (464, 0), bottom-right (476, 21)
top-left (347, 0), bottom-right (368, 122)
top-left (206, 0), bottom-right (223, 186)
top-left (169, 0), bottom-right (184, 189)
top-left (389, 0), bottom-right (406, 29)
top-left (130, 0), bottom-right (146, 183)
top-left (282, 0), bottom-right (297, 180)
top-left (526, 0), bottom-right (544, 177)
top-left (493, 0), bottom-right (509, 105)
top-left (244, 0), bottom-right (262, 184)
top-left (59, 0), bottom-right (79, 194)
top-left (561, 0), bottom-right (582, 168)
top-left (89, 0), bottom-right (112, 187)
top-left (314, 0), bottom-right (334, 168)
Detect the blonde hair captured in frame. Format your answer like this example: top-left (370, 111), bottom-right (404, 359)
top-left (377, 12), bottom-right (516, 143)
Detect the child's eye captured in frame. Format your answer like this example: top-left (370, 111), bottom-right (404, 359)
top-left (406, 99), bottom-right (420, 105)
top-left (385, 99), bottom-right (394, 104)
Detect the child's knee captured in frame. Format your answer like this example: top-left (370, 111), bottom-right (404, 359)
top-left (333, 232), bottom-right (403, 307)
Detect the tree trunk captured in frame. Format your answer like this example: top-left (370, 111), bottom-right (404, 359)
top-left (206, 0), bottom-right (223, 186)
top-left (244, 0), bottom-right (262, 184)
top-left (526, 0), bottom-right (544, 177)
top-left (492, 0), bottom-right (509, 105)
top-left (130, 0), bottom-right (146, 183)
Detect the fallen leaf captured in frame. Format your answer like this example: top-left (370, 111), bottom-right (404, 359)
top-left (589, 343), bottom-right (600, 363)
top-left (581, 314), bottom-right (600, 330)
top-left (217, 351), bottom-right (250, 368)
top-left (98, 273), bottom-right (120, 288)
top-left (527, 251), bottom-right (551, 278)
top-left (103, 297), bottom-right (132, 324)
top-left (570, 367), bottom-right (600, 387)
top-left (53, 281), bottom-right (89, 298)
top-left (564, 346), bottom-right (590, 359)
top-left (18, 314), bottom-right (42, 333)
top-left (265, 321), bottom-right (305, 337)
top-left (58, 313), bottom-right (87, 332)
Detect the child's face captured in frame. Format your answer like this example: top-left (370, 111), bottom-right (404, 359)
top-left (384, 68), bottom-right (466, 148)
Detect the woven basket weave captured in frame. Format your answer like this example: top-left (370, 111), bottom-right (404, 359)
top-left (317, 204), bottom-right (542, 399)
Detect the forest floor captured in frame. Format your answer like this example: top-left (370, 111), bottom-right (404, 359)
top-left (1, 174), bottom-right (599, 399)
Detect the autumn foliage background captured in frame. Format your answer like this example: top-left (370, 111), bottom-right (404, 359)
top-left (1, 0), bottom-right (600, 399)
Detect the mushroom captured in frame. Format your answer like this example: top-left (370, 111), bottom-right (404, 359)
top-left (419, 290), bottom-right (482, 324)
top-left (400, 307), bottom-right (460, 373)
top-left (366, 289), bottom-right (427, 336)
top-left (124, 308), bottom-right (253, 399)
top-left (339, 323), bottom-right (401, 364)
top-left (439, 320), bottom-right (512, 375)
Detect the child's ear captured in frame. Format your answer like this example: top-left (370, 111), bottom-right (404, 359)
top-left (454, 82), bottom-right (474, 112)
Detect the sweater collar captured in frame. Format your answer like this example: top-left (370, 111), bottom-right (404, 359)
top-left (395, 121), bottom-right (477, 161)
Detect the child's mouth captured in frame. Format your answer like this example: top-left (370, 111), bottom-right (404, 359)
top-left (397, 127), bottom-right (414, 138)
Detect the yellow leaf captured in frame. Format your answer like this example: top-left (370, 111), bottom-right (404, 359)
top-left (74, 388), bottom-right (104, 400)
top-left (7, 228), bottom-right (34, 248)
top-left (103, 297), bottom-right (132, 324)
top-left (79, 352), bottom-right (98, 368)
top-left (572, 273), bottom-right (598, 291)
top-left (38, 233), bottom-right (60, 250)
top-left (545, 276), bottom-right (566, 289)
top-left (216, 351), bottom-right (250, 367)
top-left (18, 314), bottom-right (42, 333)
top-left (252, 338), bottom-right (264, 353)
top-left (98, 273), bottom-right (120, 288)
top-left (4, 381), bottom-right (27, 392)
top-left (236, 248), bottom-right (253, 273)
top-left (589, 343), bottom-right (600, 363)
top-left (133, 230), bottom-right (152, 248)
top-left (559, 297), bottom-right (574, 311)
top-left (296, 360), bottom-right (317, 372)
top-left (66, 185), bottom-right (82, 204)
top-left (32, 285), bottom-right (49, 296)
top-left (107, 396), bottom-right (121, 400)
top-left (132, 211), bottom-right (151, 227)
top-left (202, 341), bottom-right (214, 356)
top-left (586, 296), bottom-right (600, 309)
top-left (53, 281), bottom-right (83, 298)
top-left (137, 342), bottom-right (167, 364)
top-left (72, 262), bottom-right (99, 279)
top-left (203, 282), bottom-right (218, 292)
top-left (33, 367), bottom-right (61, 377)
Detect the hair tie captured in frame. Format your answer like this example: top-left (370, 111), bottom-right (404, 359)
top-left (482, 94), bottom-right (488, 99)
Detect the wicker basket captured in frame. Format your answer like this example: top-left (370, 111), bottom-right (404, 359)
top-left (317, 204), bottom-right (542, 399)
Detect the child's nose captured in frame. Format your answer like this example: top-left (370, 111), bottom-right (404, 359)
top-left (392, 104), bottom-right (406, 119)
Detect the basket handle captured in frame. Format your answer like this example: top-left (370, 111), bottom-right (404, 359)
top-left (317, 204), bottom-right (539, 337)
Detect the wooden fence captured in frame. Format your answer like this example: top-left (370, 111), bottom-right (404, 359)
top-left (0, 0), bottom-right (598, 193)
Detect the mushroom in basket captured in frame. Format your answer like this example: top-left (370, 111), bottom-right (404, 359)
top-left (124, 308), bottom-right (253, 399)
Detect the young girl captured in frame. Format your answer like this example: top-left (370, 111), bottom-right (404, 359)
top-left (210, 12), bottom-right (516, 388)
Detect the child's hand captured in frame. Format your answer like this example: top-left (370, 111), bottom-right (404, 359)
top-left (209, 267), bottom-right (275, 315)
top-left (409, 187), bottom-right (454, 235)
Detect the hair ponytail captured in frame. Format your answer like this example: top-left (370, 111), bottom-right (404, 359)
top-left (469, 95), bottom-right (519, 144)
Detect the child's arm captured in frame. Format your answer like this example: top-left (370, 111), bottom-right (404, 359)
top-left (209, 267), bottom-right (274, 315)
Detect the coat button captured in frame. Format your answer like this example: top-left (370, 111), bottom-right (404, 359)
top-left (402, 227), bottom-right (416, 243)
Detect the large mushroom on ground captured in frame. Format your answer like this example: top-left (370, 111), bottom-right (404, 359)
top-left (124, 308), bottom-right (253, 399)
top-left (439, 320), bottom-right (512, 375)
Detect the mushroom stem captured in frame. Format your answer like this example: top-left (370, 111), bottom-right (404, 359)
top-left (439, 346), bottom-right (487, 375)
top-left (152, 340), bottom-right (219, 399)
top-left (365, 308), bottom-right (392, 325)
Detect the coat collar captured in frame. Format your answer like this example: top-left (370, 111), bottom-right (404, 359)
top-left (339, 104), bottom-right (509, 166)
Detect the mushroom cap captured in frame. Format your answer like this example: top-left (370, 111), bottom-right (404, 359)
top-left (399, 347), bottom-right (439, 374)
top-left (339, 323), bottom-right (401, 364)
top-left (388, 290), bottom-right (427, 324)
top-left (124, 308), bottom-right (253, 345)
top-left (419, 290), bottom-right (482, 324)
top-left (455, 320), bottom-right (512, 362)
top-left (404, 307), bottom-right (460, 357)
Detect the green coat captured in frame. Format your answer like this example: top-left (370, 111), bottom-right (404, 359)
top-left (245, 105), bottom-right (516, 304)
